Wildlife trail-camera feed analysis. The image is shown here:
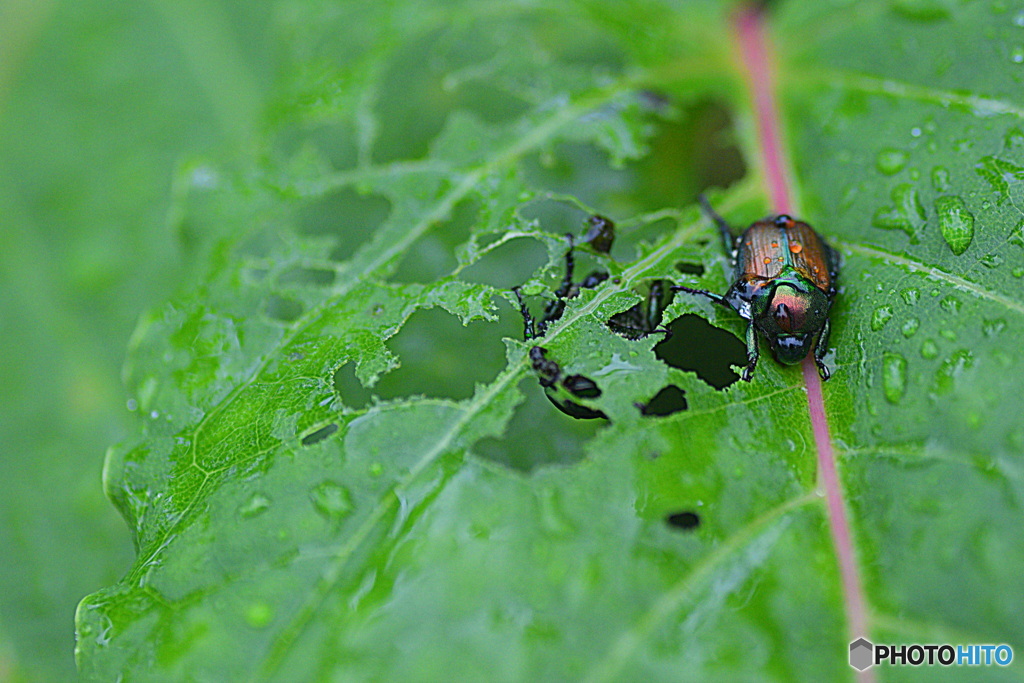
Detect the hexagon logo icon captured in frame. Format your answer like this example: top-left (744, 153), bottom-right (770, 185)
top-left (849, 637), bottom-right (874, 671)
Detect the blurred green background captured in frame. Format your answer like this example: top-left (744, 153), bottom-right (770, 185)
top-left (0, 2), bottom-right (743, 678)
top-left (0, 1), bottom-right (273, 679)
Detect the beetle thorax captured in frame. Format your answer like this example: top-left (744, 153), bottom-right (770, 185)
top-left (770, 284), bottom-right (809, 334)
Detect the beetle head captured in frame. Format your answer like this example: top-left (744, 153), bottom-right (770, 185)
top-left (756, 282), bottom-right (829, 365)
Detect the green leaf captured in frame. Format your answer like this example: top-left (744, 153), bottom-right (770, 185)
top-left (78, 0), bottom-right (1024, 680)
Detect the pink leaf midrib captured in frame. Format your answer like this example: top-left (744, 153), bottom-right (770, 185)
top-left (733, 2), bottom-right (871, 665)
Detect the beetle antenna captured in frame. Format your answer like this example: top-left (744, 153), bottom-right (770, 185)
top-left (671, 284), bottom-right (730, 309)
top-left (697, 194), bottom-right (736, 255)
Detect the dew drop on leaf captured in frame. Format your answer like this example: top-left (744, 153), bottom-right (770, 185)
top-left (980, 254), bottom-right (1003, 269)
top-left (1014, 267), bottom-right (1024, 278)
top-left (882, 352), bottom-right (908, 404)
top-left (872, 183), bottom-right (926, 239)
top-left (934, 195), bottom-right (974, 255)
top-left (310, 481), bottom-right (353, 521)
top-left (940, 329), bottom-right (957, 341)
top-left (934, 349), bottom-right (973, 394)
top-left (983, 318), bottom-right (1007, 336)
top-left (876, 148), bottom-right (908, 175)
top-left (940, 295), bottom-right (962, 314)
top-left (921, 339), bottom-right (939, 359)
top-left (931, 166), bottom-right (951, 192)
top-left (902, 318), bottom-right (920, 338)
top-left (1011, 46), bottom-right (1024, 64)
top-left (239, 493), bottom-right (271, 518)
top-left (974, 156), bottom-right (1024, 203)
top-left (871, 305), bottom-right (895, 331)
top-left (1006, 127), bottom-right (1024, 149)
top-left (901, 288), bottom-right (921, 306)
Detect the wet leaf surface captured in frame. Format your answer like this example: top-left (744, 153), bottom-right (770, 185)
top-left (68, 0), bottom-right (1024, 679)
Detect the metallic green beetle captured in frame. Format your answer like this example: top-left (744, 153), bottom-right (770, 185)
top-left (674, 197), bottom-right (839, 381)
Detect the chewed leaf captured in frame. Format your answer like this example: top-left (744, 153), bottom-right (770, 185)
top-left (78, 1), bottom-right (1024, 680)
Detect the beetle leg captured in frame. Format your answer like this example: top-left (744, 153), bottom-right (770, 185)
top-left (814, 317), bottom-right (832, 380)
top-left (740, 322), bottom-right (759, 381)
top-left (512, 286), bottom-right (538, 340)
top-left (698, 194), bottom-right (737, 256)
top-left (671, 285), bottom-right (731, 309)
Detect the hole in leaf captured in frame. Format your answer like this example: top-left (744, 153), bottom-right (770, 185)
top-left (333, 362), bottom-right (375, 410)
top-left (654, 314), bottom-right (745, 390)
top-left (665, 510), bottom-right (700, 530)
top-left (616, 101), bottom-right (746, 218)
top-left (473, 376), bottom-right (602, 472)
top-left (674, 262), bottom-right (705, 277)
top-left (458, 235), bottom-right (548, 289)
top-left (638, 385), bottom-right (688, 417)
top-left (296, 188), bottom-right (391, 262)
top-left (521, 144), bottom-right (630, 220)
top-left (392, 198), bottom-right (478, 283)
top-left (373, 31), bottom-right (455, 163)
top-left (266, 295), bottom-right (304, 323)
top-left (301, 423), bottom-right (339, 446)
top-left (373, 307), bottom-right (517, 401)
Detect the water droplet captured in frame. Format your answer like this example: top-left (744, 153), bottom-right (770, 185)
top-left (1015, 9), bottom-right (1024, 26)
top-left (873, 184), bottom-right (927, 239)
top-left (882, 353), bottom-right (908, 404)
top-left (934, 349), bottom-right (973, 394)
top-left (983, 318), bottom-right (1007, 336)
top-left (934, 196), bottom-right (974, 255)
top-left (911, 127), bottom-right (922, 137)
top-left (902, 318), bottom-right (920, 337)
top-left (921, 339), bottom-right (939, 358)
top-left (931, 166), bottom-right (951, 192)
top-left (940, 329), bottom-right (957, 341)
top-left (954, 138), bottom-right (972, 153)
top-left (975, 155), bottom-right (1024, 204)
top-left (1014, 267), bottom-right (1024, 278)
top-left (1006, 127), bottom-right (1024, 149)
top-left (940, 296), bottom-right (961, 314)
top-left (980, 254), bottom-right (1003, 268)
top-left (901, 288), bottom-right (921, 306)
top-left (240, 493), bottom-right (271, 518)
top-left (871, 305), bottom-right (895, 331)
top-left (369, 462), bottom-right (383, 476)
top-left (1009, 221), bottom-right (1024, 247)
top-left (1012, 46), bottom-right (1024, 64)
top-left (310, 481), bottom-right (353, 521)
top-left (245, 601), bottom-right (274, 629)
top-left (876, 149), bottom-right (908, 175)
